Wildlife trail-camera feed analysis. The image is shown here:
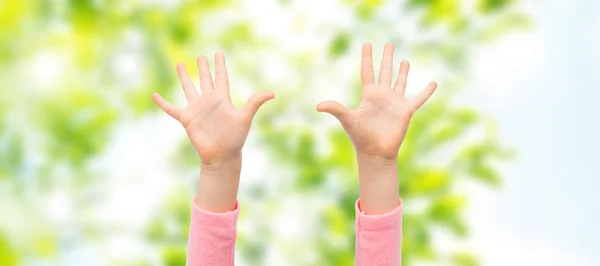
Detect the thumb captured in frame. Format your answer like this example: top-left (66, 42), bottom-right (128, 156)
top-left (316, 100), bottom-right (349, 122)
top-left (242, 91), bottom-right (275, 118)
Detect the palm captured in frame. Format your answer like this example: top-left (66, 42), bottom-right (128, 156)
top-left (152, 53), bottom-right (274, 163)
top-left (345, 86), bottom-right (413, 158)
top-left (318, 43), bottom-right (437, 159)
top-left (179, 97), bottom-right (249, 161)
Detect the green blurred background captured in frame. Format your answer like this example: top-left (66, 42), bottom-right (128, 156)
top-left (1, 0), bottom-right (598, 265)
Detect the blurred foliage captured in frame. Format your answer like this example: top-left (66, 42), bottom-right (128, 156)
top-left (0, 0), bottom-right (527, 265)
top-left (452, 251), bottom-right (480, 266)
top-left (33, 90), bottom-right (119, 168)
top-left (0, 233), bottom-right (20, 266)
top-left (329, 32), bottom-right (352, 58)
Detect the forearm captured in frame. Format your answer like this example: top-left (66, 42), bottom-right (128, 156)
top-left (356, 153), bottom-right (400, 215)
top-left (186, 153), bottom-right (241, 266)
top-left (195, 153), bottom-right (242, 213)
top-left (355, 153), bottom-right (403, 266)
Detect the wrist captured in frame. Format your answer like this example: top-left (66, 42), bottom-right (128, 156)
top-left (196, 153), bottom-right (242, 213)
top-left (356, 152), bottom-right (400, 215)
top-left (356, 152), bottom-right (397, 168)
top-left (200, 153), bottom-right (242, 173)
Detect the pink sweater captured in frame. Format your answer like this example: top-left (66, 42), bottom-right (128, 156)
top-left (186, 198), bottom-right (403, 266)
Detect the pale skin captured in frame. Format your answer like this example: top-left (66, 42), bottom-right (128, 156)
top-left (152, 52), bottom-right (274, 213)
top-left (153, 43), bottom-right (436, 215)
top-left (317, 42), bottom-right (437, 214)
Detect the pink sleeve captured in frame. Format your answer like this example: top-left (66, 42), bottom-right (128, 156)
top-left (186, 199), bottom-right (239, 266)
top-left (355, 198), bottom-right (403, 266)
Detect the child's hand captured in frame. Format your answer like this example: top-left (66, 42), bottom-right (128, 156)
top-left (152, 52), bottom-right (274, 212)
top-left (317, 43), bottom-right (437, 214)
top-left (152, 52), bottom-right (274, 165)
top-left (317, 42), bottom-right (436, 160)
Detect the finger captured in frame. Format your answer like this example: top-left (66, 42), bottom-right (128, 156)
top-left (393, 60), bottom-right (410, 96)
top-left (316, 100), bottom-right (349, 123)
top-left (152, 93), bottom-right (181, 119)
top-left (361, 42), bottom-right (375, 87)
top-left (410, 82), bottom-right (438, 110)
top-left (242, 92), bottom-right (275, 119)
top-left (176, 63), bottom-right (199, 101)
top-left (197, 56), bottom-right (215, 92)
top-left (378, 43), bottom-right (394, 88)
top-left (214, 52), bottom-right (231, 100)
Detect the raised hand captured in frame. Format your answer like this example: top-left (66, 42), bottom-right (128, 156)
top-left (317, 43), bottom-right (437, 214)
top-left (152, 52), bottom-right (274, 165)
top-left (152, 52), bottom-right (274, 212)
top-left (317, 42), bottom-right (437, 160)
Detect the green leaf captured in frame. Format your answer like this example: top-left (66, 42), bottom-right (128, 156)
top-left (329, 32), bottom-right (350, 58)
top-left (408, 169), bottom-right (450, 196)
top-left (470, 164), bottom-right (502, 187)
top-left (355, 0), bottom-right (385, 20)
top-left (421, 0), bottom-right (461, 27)
top-left (0, 233), bottom-right (19, 266)
top-left (326, 130), bottom-right (355, 168)
top-left (407, 0), bottom-right (434, 8)
top-left (0, 134), bottom-right (23, 180)
top-left (428, 195), bottom-right (469, 236)
top-left (161, 245), bottom-right (186, 266)
top-left (452, 251), bottom-right (480, 266)
top-left (323, 205), bottom-right (350, 236)
top-left (402, 214), bottom-right (434, 259)
top-left (451, 109), bottom-right (479, 124)
top-left (475, 12), bottom-right (532, 42)
top-left (477, 0), bottom-right (514, 14)
top-left (34, 89), bottom-right (118, 167)
top-left (218, 22), bottom-right (255, 51)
